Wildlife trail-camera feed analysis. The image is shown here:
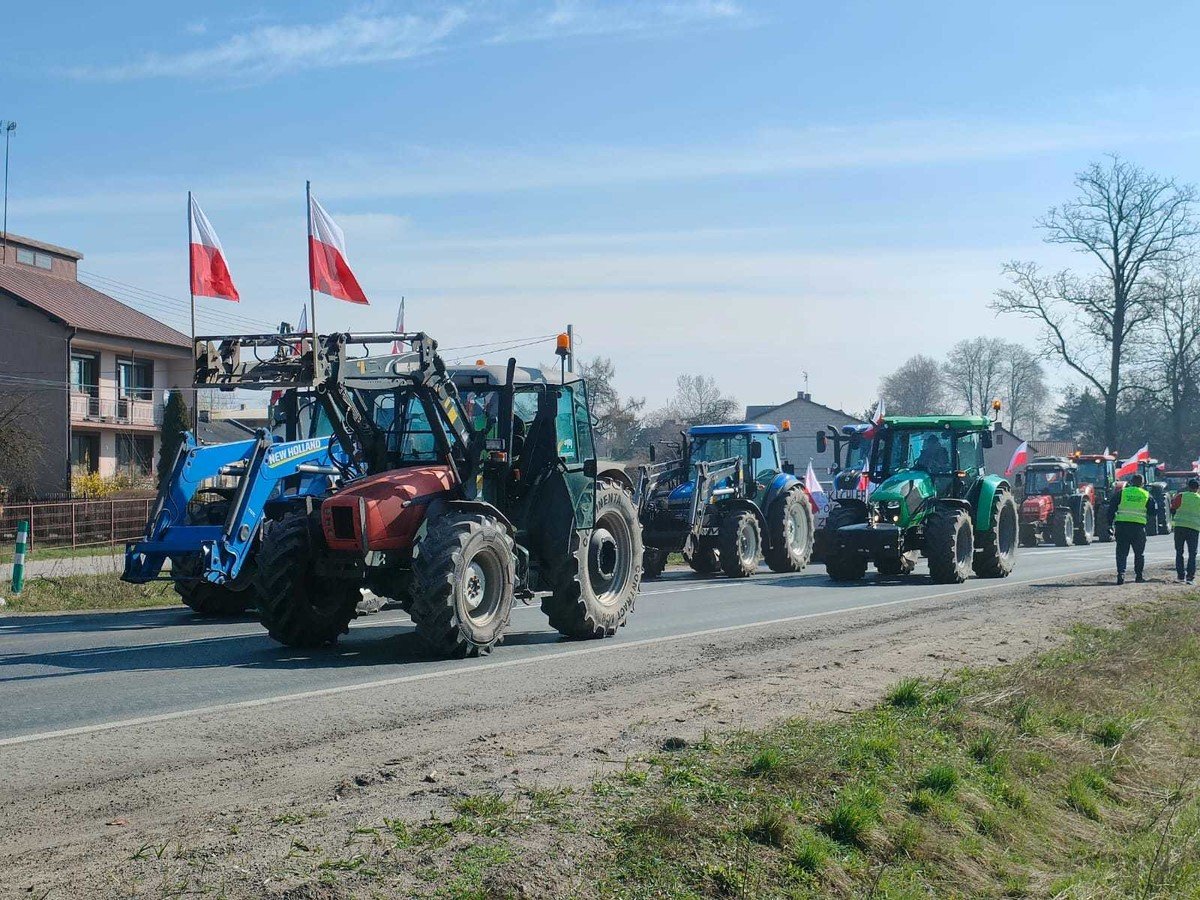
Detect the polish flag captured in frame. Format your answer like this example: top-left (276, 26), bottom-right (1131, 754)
top-left (804, 461), bottom-right (827, 512)
top-left (1116, 444), bottom-right (1150, 479)
top-left (308, 191), bottom-right (369, 305)
top-left (874, 398), bottom-right (886, 426)
top-left (857, 470), bottom-right (871, 495)
top-left (189, 195), bottom-right (239, 302)
top-left (1005, 440), bottom-right (1029, 476)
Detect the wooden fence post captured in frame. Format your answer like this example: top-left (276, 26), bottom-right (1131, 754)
top-left (71, 502), bottom-right (77, 549)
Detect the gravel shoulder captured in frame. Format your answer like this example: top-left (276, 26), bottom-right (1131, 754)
top-left (0, 564), bottom-right (1184, 897)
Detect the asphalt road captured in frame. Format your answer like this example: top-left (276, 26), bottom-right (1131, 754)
top-left (0, 538), bottom-right (1176, 746)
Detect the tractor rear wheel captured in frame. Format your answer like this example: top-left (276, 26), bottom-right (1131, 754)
top-left (1050, 508), bottom-right (1074, 547)
top-left (255, 511), bottom-right (361, 647)
top-left (974, 489), bottom-right (1018, 578)
top-left (719, 510), bottom-right (761, 578)
top-left (642, 548), bottom-right (668, 580)
top-left (927, 507), bottom-right (974, 584)
top-left (410, 513), bottom-right (516, 657)
top-left (1019, 524), bottom-right (1039, 547)
top-left (171, 552), bottom-right (257, 616)
top-left (764, 488), bottom-right (814, 573)
top-left (543, 479), bottom-right (642, 639)
top-left (685, 541), bottom-right (720, 575)
top-left (1074, 502), bottom-right (1095, 545)
top-left (824, 505), bottom-right (868, 582)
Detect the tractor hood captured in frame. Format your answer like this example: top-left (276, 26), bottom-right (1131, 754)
top-left (321, 465), bottom-right (457, 553)
top-left (870, 470), bottom-right (935, 506)
top-left (667, 481), bottom-right (695, 506)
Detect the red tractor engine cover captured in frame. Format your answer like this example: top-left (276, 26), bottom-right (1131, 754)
top-left (321, 465), bottom-right (457, 552)
top-left (1020, 494), bottom-right (1054, 524)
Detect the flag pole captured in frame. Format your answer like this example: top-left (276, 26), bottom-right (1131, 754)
top-left (187, 191), bottom-right (198, 432)
top-left (306, 180), bottom-right (317, 380)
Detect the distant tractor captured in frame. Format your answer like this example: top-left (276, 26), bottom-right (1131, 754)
top-left (823, 416), bottom-right (1018, 584)
top-left (1137, 459), bottom-right (1172, 536)
top-left (1071, 452), bottom-right (1118, 543)
top-left (811, 423), bottom-right (871, 562)
top-left (636, 423), bottom-right (814, 580)
top-left (1017, 457), bottom-right (1095, 547)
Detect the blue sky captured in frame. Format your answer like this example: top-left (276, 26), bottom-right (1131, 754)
top-left (5, 0), bottom-right (1200, 413)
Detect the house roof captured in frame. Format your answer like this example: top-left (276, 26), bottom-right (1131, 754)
top-left (0, 264), bottom-right (190, 348)
top-left (744, 394), bottom-right (862, 424)
top-left (3, 231), bottom-right (84, 260)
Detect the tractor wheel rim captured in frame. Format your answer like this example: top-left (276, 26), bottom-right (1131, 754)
top-left (739, 521), bottom-right (760, 564)
top-left (460, 552), bottom-right (503, 625)
top-left (786, 505), bottom-right (809, 552)
top-left (589, 513), bottom-right (631, 604)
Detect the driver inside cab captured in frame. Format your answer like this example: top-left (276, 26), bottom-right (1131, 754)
top-left (916, 435), bottom-right (951, 474)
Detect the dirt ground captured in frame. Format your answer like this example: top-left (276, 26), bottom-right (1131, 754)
top-left (1, 566), bottom-right (1185, 898)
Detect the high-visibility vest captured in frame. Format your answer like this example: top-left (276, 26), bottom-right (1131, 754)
top-left (1114, 486), bottom-right (1150, 525)
top-left (1174, 491), bottom-right (1200, 531)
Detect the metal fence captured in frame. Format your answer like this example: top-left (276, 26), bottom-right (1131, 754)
top-left (0, 497), bottom-right (154, 550)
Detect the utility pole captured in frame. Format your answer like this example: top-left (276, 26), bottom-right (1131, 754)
top-left (1, 120), bottom-right (15, 263)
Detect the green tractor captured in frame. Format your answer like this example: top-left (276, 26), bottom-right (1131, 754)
top-left (823, 416), bottom-right (1019, 584)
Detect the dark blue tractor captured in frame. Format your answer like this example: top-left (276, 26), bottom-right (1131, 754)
top-left (635, 424), bottom-right (815, 579)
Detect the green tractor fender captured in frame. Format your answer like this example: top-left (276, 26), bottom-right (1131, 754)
top-left (973, 474), bottom-right (1012, 533)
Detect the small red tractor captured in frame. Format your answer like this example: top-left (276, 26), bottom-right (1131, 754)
top-left (1018, 456), bottom-right (1096, 547)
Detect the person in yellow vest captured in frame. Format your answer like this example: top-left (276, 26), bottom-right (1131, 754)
top-left (1107, 473), bottom-right (1157, 584)
top-left (1170, 477), bottom-right (1200, 584)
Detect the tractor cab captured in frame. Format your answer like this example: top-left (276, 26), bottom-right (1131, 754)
top-left (816, 423), bottom-right (872, 499)
top-left (1072, 452), bottom-right (1118, 499)
top-left (682, 424), bottom-right (786, 503)
top-left (1163, 470), bottom-right (1195, 493)
top-left (1022, 458), bottom-right (1078, 498)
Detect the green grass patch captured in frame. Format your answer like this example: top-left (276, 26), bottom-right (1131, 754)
top-left (1, 572), bottom-right (175, 613)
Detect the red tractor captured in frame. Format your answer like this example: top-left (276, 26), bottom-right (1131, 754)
top-left (1071, 451), bottom-right (1118, 542)
top-left (1018, 457), bottom-right (1096, 547)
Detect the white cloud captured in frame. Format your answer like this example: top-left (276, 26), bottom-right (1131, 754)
top-left (65, 1), bottom-right (746, 82)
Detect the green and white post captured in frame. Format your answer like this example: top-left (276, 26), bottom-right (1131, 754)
top-left (11, 519), bottom-right (28, 594)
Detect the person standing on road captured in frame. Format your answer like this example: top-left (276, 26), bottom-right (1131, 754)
top-left (1170, 477), bottom-right (1200, 585)
top-left (1109, 473), bottom-right (1158, 585)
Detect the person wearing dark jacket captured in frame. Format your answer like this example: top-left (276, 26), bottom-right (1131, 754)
top-left (1108, 473), bottom-right (1158, 584)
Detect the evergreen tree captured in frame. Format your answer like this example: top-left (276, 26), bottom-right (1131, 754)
top-left (157, 389), bottom-right (191, 489)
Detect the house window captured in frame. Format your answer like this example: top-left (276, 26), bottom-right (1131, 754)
top-left (15, 247), bottom-right (53, 269)
top-left (995, 430), bottom-right (1004, 446)
top-left (116, 434), bottom-right (154, 476)
top-left (117, 357), bottom-right (154, 401)
top-left (71, 433), bottom-right (100, 474)
top-left (70, 352), bottom-right (99, 395)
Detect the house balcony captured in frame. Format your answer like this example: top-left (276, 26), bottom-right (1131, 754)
top-left (70, 388), bottom-right (163, 428)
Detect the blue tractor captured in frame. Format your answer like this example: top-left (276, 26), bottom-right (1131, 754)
top-left (635, 423), bottom-right (815, 579)
top-left (122, 332), bottom-right (372, 615)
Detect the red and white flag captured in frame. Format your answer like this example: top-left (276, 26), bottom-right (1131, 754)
top-left (308, 191), bottom-right (369, 305)
top-left (874, 398), bottom-right (886, 427)
top-left (803, 460), bottom-right (827, 511)
top-left (189, 195), bottom-right (239, 302)
top-left (1117, 444), bottom-right (1150, 479)
top-left (1005, 440), bottom-right (1029, 476)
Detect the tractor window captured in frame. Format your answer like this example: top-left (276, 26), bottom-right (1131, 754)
top-left (887, 430), bottom-right (952, 475)
top-left (955, 433), bottom-right (983, 472)
top-left (1026, 469), bottom-right (1069, 495)
top-left (1075, 460), bottom-right (1107, 486)
top-left (751, 435), bottom-right (780, 480)
top-left (690, 436), bottom-right (743, 467)
top-left (372, 394), bottom-right (438, 463)
top-left (555, 382), bottom-right (594, 464)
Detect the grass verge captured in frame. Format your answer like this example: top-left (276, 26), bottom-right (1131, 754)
top-left (0, 572), bottom-right (175, 613)
top-left (127, 596), bottom-right (1200, 898)
top-left (0, 543), bottom-right (122, 565)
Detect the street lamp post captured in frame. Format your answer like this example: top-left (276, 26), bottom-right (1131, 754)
top-left (1, 120), bottom-right (15, 263)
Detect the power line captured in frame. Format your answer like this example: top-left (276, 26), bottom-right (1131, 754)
top-left (79, 270), bottom-right (279, 331)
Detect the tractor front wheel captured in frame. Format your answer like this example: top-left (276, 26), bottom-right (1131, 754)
top-left (719, 510), bottom-right (761, 578)
top-left (1018, 524), bottom-right (1039, 548)
top-left (1050, 508), bottom-right (1074, 547)
top-left (642, 548), bottom-right (668, 580)
top-left (543, 479), bottom-right (642, 639)
top-left (171, 552), bottom-right (257, 616)
top-left (255, 511), bottom-right (361, 647)
top-left (974, 489), bottom-right (1018, 578)
top-left (1074, 502), bottom-right (1095, 545)
top-left (764, 488), bottom-right (814, 573)
top-left (685, 541), bottom-right (720, 575)
top-left (927, 507), bottom-right (974, 584)
top-left (410, 513), bottom-right (516, 658)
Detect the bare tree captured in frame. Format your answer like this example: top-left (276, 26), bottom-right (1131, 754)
top-left (879, 355), bottom-right (945, 415)
top-left (1004, 344), bottom-right (1049, 439)
top-left (942, 337), bottom-right (1008, 416)
top-left (579, 356), bottom-right (646, 459)
top-left (664, 374), bottom-right (739, 425)
top-left (0, 392), bottom-right (40, 499)
top-left (1140, 262), bottom-right (1200, 462)
top-left (994, 156), bottom-right (1199, 446)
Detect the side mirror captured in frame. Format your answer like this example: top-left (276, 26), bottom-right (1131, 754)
top-left (981, 431), bottom-right (993, 449)
top-left (751, 441), bottom-right (763, 460)
top-left (815, 431), bottom-right (828, 454)
top-left (583, 458), bottom-right (598, 478)
top-left (782, 462), bottom-right (795, 475)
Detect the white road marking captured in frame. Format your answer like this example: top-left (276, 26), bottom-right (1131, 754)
top-left (0, 552), bottom-right (1175, 749)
